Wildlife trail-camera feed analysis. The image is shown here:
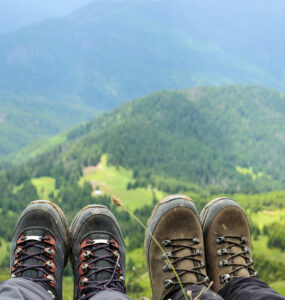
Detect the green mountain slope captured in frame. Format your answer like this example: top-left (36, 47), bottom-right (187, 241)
top-left (57, 85), bottom-right (285, 192)
top-left (8, 85), bottom-right (285, 192)
top-left (0, 90), bottom-right (98, 158)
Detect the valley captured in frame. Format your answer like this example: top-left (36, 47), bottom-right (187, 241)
top-left (0, 86), bottom-right (284, 298)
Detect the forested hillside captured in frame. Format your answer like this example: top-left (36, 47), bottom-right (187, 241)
top-left (0, 85), bottom-right (285, 298)
top-left (24, 85), bottom-right (284, 192)
top-left (0, 91), bottom-right (97, 156)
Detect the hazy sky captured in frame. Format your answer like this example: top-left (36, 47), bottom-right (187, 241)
top-left (2, 0), bottom-right (285, 35)
top-left (0, 0), bottom-right (94, 33)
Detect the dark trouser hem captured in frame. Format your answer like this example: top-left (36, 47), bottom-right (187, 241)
top-left (90, 290), bottom-right (132, 300)
top-left (0, 278), bottom-right (52, 300)
top-left (171, 285), bottom-right (223, 300)
top-left (219, 277), bottom-right (285, 300)
top-left (0, 279), bottom-right (132, 300)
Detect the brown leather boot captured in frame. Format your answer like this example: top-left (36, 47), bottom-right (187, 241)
top-left (145, 195), bottom-right (209, 300)
top-left (200, 197), bottom-right (258, 292)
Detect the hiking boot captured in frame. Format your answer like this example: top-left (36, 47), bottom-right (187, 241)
top-left (145, 195), bottom-right (209, 300)
top-left (10, 200), bottom-right (71, 300)
top-left (200, 197), bottom-right (258, 292)
top-left (70, 205), bottom-right (126, 300)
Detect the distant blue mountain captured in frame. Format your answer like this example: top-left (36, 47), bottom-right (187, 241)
top-left (1, 0), bottom-right (284, 109)
top-left (0, 0), bottom-right (284, 157)
top-left (0, 0), bottom-right (94, 33)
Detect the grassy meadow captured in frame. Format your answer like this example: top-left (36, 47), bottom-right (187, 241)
top-left (79, 155), bottom-right (165, 210)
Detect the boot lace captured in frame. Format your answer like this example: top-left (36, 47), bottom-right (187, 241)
top-left (11, 234), bottom-right (57, 298)
top-left (216, 235), bottom-right (258, 283)
top-left (161, 238), bottom-right (209, 290)
top-left (78, 239), bottom-right (125, 300)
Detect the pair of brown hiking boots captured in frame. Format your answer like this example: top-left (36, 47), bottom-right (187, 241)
top-left (145, 195), bottom-right (258, 300)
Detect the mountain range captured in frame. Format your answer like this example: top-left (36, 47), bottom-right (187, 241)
top-left (2, 0), bottom-right (285, 106)
top-left (1, 0), bottom-right (285, 158)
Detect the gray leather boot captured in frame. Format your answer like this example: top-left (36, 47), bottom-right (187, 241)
top-left (10, 200), bottom-right (71, 300)
top-left (70, 205), bottom-right (126, 300)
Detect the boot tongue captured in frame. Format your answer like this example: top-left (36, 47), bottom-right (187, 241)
top-left (22, 229), bottom-right (48, 279)
top-left (176, 242), bottom-right (197, 283)
top-left (87, 233), bottom-right (116, 284)
top-left (232, 245), bottom-right (250, 277)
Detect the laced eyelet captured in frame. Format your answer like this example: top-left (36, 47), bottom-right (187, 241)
top-left (195, 249), bottom-right (202, 256)
top-left (162, 252), bottom-right (172, 259)
top-left (164, 279), bottom-right (173, 288)
top-left (113, 250), bottom-right (120, 258)
top-left (15, 247), bottom-right (22, 256)
top-left (47, 275), bottom-right (55, 283)
top-left (81, 263), bottom-right (89, 271)
top-left (217, 248), bottom-right (228, 256)
top-left (79, 263), bottom-right (89, 275)
top-left (162, 264), bottom-right (172, 272)
top-left (45, 260), bottom-right (56, 272)
top-left (44, 247), bottom-right (56, 257)
top-left (241, 237), bottom-right (247, 243)
top-left (192, 238), bottom-right (200, 244)
top-left (220, 273), bottom-right (231, 283)
top-left (162, 240), bottom-right (172, 246)
top-left (12, 259), bottom-right (21, 272)
top-left (13, 259), bottom-right (19, 267)
top-left (80, 277), bottom-right (89, 286)
top-left (219, 259), bottom-right (229, 267)
top-left (45, 235), bottom-right (56, 245)
top-left (216, 236), bottom-right (226, 244)
top-left (81, 250), bottom-right (91, 260)
top-left (109, 239), bottom-right (119, 249)
top-left (45, 274), bottom-right (56, 287)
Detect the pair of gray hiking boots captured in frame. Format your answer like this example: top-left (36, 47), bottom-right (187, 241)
top-left (10, 195), bottom-right (257, 300)
top-left (10, 201), bottom-right (125, 300)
